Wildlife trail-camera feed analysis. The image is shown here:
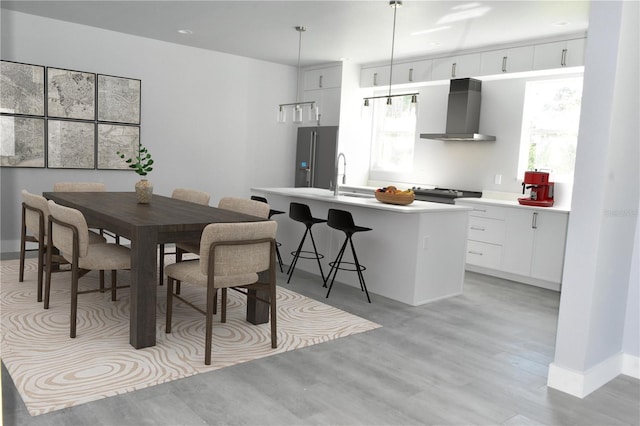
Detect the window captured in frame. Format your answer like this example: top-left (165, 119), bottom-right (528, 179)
top-left (519, 77), bottom-right (583, 182)
top-left (369, 95), bottom-right (416, 174)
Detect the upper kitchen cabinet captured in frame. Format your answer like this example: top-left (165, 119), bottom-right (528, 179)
top-left (431, 53), bottom-right (481, 81)
top-left (532, 38), bottom-right (586, 70)
top-left (303, 65), bottom-right (342, 90)
top-left (479, 46), bottom-right (534, 76)
top-left (360, 65), bottom-right (391, 88)
top-left (391, 60), bottom-right (433, 85)
top-left (302, 65), bottom-right (342, 126)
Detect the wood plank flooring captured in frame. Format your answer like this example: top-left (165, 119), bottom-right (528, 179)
top-left (2, 264), bottom-right (639, 425)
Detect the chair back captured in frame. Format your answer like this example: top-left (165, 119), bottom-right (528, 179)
top-left (218, 197), bottom-right (269, 218)
top-left (22, 190), bottom-right (50, 238)
top-left (199, 221), bottom-right (277, 277)
top-left (47, 200), bottom-right (91, 257)
top-left (327, 209), bottom-right (356, 231)
top-left (171, 188), bottom-right (210, 205)
top-left (289, 202), bottom-right (313, 223)
top-left (53, 182), bottom-right (107, 192)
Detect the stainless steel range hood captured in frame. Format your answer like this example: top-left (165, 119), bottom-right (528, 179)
top-left (420, 78), bottom-right (496, 141)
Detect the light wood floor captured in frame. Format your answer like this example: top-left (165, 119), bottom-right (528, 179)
top-left (2, 261), bottom-right (639, 425)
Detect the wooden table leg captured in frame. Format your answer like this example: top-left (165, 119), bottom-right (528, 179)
top-left (129, 227), bottom-right (157, 348)
top-left (246, 270), bottom-right (270, 325)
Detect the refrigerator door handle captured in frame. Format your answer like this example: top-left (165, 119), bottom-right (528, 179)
top-left (309, 131), bottom-right (317, 187)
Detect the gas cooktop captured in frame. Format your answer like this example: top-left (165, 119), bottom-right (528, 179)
top-left (411, 187), bottom-right (482, 204)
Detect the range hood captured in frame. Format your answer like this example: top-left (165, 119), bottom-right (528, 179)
top-left (420, 78), bottom-right (496, 141)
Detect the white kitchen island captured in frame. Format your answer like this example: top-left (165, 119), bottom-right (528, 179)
top-left (251, 187), bottom-right (471, 306)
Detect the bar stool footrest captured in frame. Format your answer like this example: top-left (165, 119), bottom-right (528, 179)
top-left (290, 250), bottom-right (324, 261)
top-left (328, 260), bottom-right (366, 273)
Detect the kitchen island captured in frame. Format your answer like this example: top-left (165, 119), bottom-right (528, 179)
top-left (251, 187), bottom-right (471, 306)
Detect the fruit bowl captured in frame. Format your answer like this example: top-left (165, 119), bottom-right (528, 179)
top-left (374, 191), bottom-right (415, 205)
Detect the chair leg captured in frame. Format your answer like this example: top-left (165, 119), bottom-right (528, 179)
top-left (175, 248), bottom-right (183, 294)
top-left (275, 243), bottom-right (284, 273)
top-left (44, 240), bottom-right (53, 309)
top-left (221, 288), bottom-right (228, 323)
top-left (349, 238), bottom-right (371, 303)
top-left (19, 223), bottom-right (27, 283)
top-left (36, 240), bottom-right (45, 302)
top-left (158, 244), bottom-right (165, 286)
top-left (70, 263), bottom-right (79, 338)
top-left (325, 238), bottom-right (348, 299)
top-left (205, 285), bottom-right (217, 366)
top-left (111, 270), bottom-right (117, 301)
top-left (270, 279), bottom-right (277, 349)
top-left (286, 228), bottom-right (309, 283)
top-left (165, 277), bottom-right (174, 333)
top-left (99, 270), bottom-right (105, 292)
top-left (307, 228), bottom-right (326, 283)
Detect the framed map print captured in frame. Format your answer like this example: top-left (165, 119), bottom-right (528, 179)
top-left (0, 60), bottom-right (45, 116)
top-left (97, 123), bottom-right (140, 169)
top-left (0, 116), bottom-right (45, 167)
top-left (97, 74), bottom-right (141, 124)
top-left (47, 67), bottom-right (95, 120)
top-left (47, 120), bottom-right (95, 169)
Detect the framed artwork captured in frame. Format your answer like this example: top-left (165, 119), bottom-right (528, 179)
top-left (97, 124), bottom-right (140, 169)
top-left (47, 67), bottom-right (95, 120)
top-left (47, 120), bottom-right (95, 169)
top-left (97, 74), bottom-right (141, 124)
top-left (0, 116), bottom-right (45, 167)
top-left (0, 60), bottom-right (45, 116)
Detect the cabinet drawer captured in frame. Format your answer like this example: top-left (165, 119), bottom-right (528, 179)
top-left (458, 202), bottom-right (506, 220)
top-left (466, 240), bottom-right (502, 269)
top-left (468, 217), bottom-right (505, 245)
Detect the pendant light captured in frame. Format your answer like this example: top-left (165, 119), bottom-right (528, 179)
top-left (363, 1), bottom-right (418, 112)
top-left (278, 26), bottom-right (317, 123)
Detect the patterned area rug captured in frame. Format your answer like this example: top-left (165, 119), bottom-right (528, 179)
top-left (0, 258), bottom-right (380, 416)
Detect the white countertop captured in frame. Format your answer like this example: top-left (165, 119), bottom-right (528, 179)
top-left (456, 197), bottom-right (571, 213)
top-left (251, 187), bottom-right (471, 214)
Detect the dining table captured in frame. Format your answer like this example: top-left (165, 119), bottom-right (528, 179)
top-left (43, 191), bottom-right (270, 349)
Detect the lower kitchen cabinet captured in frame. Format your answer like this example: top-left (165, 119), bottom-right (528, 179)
top-left (457, 199), bottom-right (569, 291)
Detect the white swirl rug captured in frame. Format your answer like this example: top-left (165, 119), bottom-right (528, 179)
top-left (0, 258), bottom-right (380, 416)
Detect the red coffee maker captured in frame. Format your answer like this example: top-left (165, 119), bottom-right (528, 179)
top-left (518, 170), bottom-right (555, 207)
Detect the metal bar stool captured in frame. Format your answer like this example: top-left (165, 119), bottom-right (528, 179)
top-left (251, 195), bottom-right (285, 273)
top-left (287, 202), bottom-right (327, 284)
top-left (324, 208), bottom-right (372, 303)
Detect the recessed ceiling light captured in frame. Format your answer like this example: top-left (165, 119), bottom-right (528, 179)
top-left (177, 29), bottom-right (193, 35)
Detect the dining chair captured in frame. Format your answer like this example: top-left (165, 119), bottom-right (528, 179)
top-left (20, 190), bottom-right (106, 302)
top-left (53, 182), bottom-right (120, 244)
top-left (158, 188), bottom-right (211, 286)
top-left (45, 200), bottom-right (131, 338)
top-left (164, 220), bottom-right (278, 365)
top-left (173, 196), bottom-right (270, 295)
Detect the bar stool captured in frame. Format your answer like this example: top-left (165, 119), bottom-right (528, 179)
top-left (251, 195), bottom-right (284, 273)
top-left (287, 202), bottom-right (327, 284)
top-left (324, 209), bottom-right (372, 303)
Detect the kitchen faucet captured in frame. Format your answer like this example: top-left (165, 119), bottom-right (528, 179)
top-left (333, 152), bottom-right (346, 195)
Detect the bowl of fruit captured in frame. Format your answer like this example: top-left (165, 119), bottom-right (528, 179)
top-left (374, 186), bottom-right (415, 205)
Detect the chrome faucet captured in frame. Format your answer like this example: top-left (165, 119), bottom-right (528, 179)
top-left (334, 152), bottom-right (346, 195)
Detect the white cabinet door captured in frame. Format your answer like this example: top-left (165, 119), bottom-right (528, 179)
top-left (530, 212), bottom-right (569, 283)
top-left (302, 87), bottom-right (341, 126)
top-left (431, 53), bottom-right (481, 80)
top-left (303, 66), bottom-right (341, 90)
top-left (391, 60), bottom-right (432, 84)
top-left (533, 38), bottom-right (586, 70)
top-left (502, 209), bottom-right (535, 276)
top-left (360, 65), bottom-right (390, 88)
top-left (480, 46), bottom-right (534, 75)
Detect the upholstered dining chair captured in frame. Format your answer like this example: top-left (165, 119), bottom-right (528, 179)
top-left (53, 182), bottom-right (119, 244)
top-left (45, 200), bottom-right (131, 338)
top-left (20, 190), bottom-right (106, 302)
top-left (158, 188), bottom-right (211, 286)
top-left (164, 220), bottom-right (278, 365)
top-left (172, 196), bottom-right (270, 295)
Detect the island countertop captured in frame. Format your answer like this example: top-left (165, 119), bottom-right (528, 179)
top-left (251, 187), bottom-right (471, 213)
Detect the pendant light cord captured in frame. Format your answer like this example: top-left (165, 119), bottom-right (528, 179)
top-left (295, 26), bottom-right (305, 103)
top-left (388, 2), bottom-right (399, 100)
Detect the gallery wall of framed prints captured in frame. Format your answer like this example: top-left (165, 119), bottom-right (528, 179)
top-left (0, 60), bottom-right (141, 170)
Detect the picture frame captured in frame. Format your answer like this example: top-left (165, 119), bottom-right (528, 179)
top-left (97, 123), bottom-right (140, 170)
top-left (97, 74), bottom-right (141, 124)
top-left (47, 120), bottom-right (95, 169)
top-left (0, 116), bottom-right (45, 168)
top-left (0, 60), bottom-right (45, 116)
top-left (47, 67), bottom-right (96, 120)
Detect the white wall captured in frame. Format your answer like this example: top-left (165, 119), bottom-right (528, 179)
top-left (0, 10), bottom-right (298, 252)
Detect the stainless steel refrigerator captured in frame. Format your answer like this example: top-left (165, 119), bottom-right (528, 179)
top-left (294, 126), bottom-right (338, 189)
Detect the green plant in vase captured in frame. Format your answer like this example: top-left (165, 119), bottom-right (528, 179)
top-left (117, 144), bottom-right (155, 203)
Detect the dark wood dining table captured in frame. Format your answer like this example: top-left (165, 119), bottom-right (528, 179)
top-left (43, 191), bottom-right (270, 349)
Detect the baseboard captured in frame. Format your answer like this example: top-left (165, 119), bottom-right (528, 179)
top-left (465, 265), bottom-right (561, 291)
top-left (548, 352), bottom-right (639, 398)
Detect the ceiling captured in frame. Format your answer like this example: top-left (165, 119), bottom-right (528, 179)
top-left (1, 1), bottom-right (590, 67)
